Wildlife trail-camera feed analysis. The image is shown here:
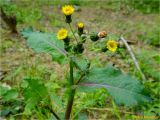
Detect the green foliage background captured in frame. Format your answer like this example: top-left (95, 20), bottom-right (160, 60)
top-left (0, 0), bottom-right (159, 120)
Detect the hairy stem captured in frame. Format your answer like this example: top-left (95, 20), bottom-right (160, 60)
top-left (65, 58), bottom-right (75, 120)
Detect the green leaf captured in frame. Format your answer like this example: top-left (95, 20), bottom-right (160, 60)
top-left (0, 83), bottom-right (10, 96)
top-left (3, 89), bottom-right (18, 101)
top-left (46, 82), bottom-right (64, 110)
top-left (0, 108), bottom-right (11, 117)
top-left (21, 27), bottom-right (67, 64)
top-left (73, 57), bottom-right (90, 72)
top-left (78, 65), bottom-right (151, 106)
top-left (23, 77), bottom-right (48, 100)
top-left (23, 77), bottom-right (48, 112)
top-left (50, 93), bottom-right (64, 110)
top-left (24, 99), bottom-right (36, 115)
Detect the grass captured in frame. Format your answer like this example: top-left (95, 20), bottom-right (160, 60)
top-left (0, 0), bottom-right (159, 119)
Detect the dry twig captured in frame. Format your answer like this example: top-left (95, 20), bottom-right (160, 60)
top-left (120, 36), bottom-right (146, 81)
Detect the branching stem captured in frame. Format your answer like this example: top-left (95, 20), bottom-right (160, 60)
top-left (68, 23), bottom-right (78, 43)
top-left (76, 73), bottom-right (85, 85)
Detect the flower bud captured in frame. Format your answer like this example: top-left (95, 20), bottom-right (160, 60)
top-left (98, 31), bottom-right (107, 38)
top-left (90, 32), bottom-right (99, 42)
top-left (64, 45), bottom-right (71, 52)
top-left (101, 47), bottom-right (107, 52)
top-left (81, 34), bottom-right (87, 43)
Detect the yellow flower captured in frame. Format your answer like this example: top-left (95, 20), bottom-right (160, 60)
top-left (77, 22), bottom-right (84, 28)
top-left (57, 29), bottom-right (68, 40)
top-left (62, 5), bottom-right (74, 16)
top-left (106, 40), bottom-right (118, 52)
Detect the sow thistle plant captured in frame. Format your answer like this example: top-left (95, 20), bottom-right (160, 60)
top-left (21, 5), bottom-right (151, 120)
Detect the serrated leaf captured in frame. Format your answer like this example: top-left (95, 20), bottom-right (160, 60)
top-left (78, 65), bottom-right (151, 106)
top-left (21, 27), bottom-right (67, 64)
top-left (23, 77), bottom-right (48, 111)
top-left (24, 77), bottom-right (48, 100)
top-left (73, 57), bottom-right (90, 72)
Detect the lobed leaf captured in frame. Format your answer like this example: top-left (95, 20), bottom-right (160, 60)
top-left (21, 27), bottom-right (67, 64)
top-left (23, 77), bottom-right (48, 113)
top-left (78, 65), bottom-right (151, 106)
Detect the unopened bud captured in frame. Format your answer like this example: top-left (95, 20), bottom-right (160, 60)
top-left (98, 31), bottom-right (107, 38)
top-left (90, 32), bottom-right (99, 42)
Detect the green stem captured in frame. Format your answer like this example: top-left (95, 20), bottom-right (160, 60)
top-left (76, 73), bottom-right (85, 85)
top-left (65, 57), bottom-right (76, 120)
top-left (44, 105), bottom-right (61, 120)
top-left (68, 23), bottom-right (78, 43)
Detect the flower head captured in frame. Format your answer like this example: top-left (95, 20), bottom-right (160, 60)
top-left (62, 5), bottom-right (74, 16)
top-left (57, 29), bottom-right (68, 40)
top-left (106, 40), bottom-right (118, 52)
top-left (77, 22), bottom-right (84, 28)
